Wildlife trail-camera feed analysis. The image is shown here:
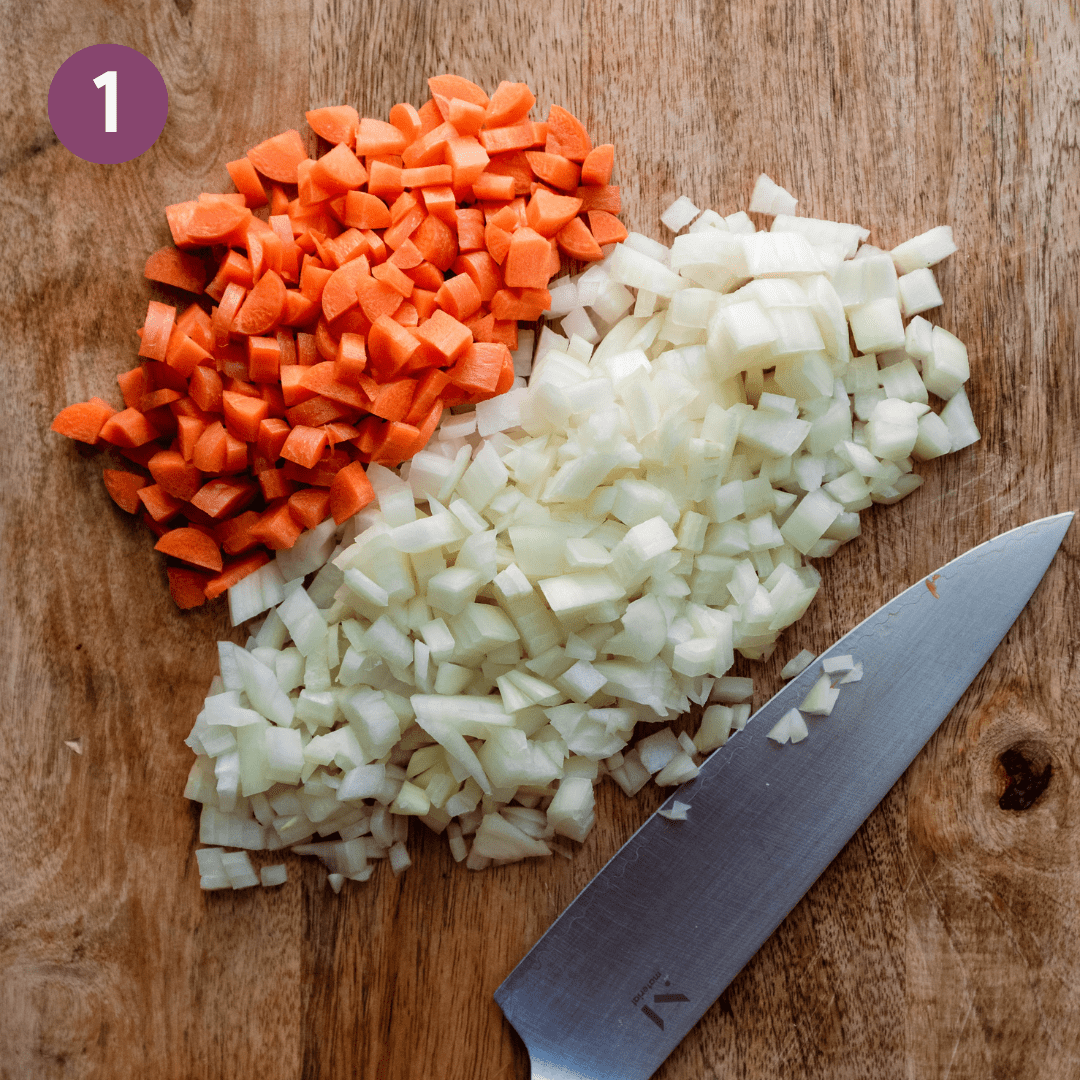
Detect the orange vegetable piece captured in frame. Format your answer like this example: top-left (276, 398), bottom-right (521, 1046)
top-left (580, 144), bottom-right (614, 185)
top-left (478, 123), bottom-right (539, 155)
top-left (444, 136), bottom-right (490, 186)
top-left (451, 342), bottom-right (511, 396)
top-left (577, 185), bottom-right (621, 214)
top-left (155, 527), bottom-right (224, 572)
top-left (221, 389), bottom-right (270, 442)
top-left (288, 487), bottom-right (332, 529)
top-left (545, 105), bottom-right (592, 162)
top-left (367, 314), bottom-right (422, 379)
top-left (281, 425), bottom-right (329, 470)
top-left (344, 190), bottom-right (392, 230)
top-left (455, 208), bottom-right (486, 252)
top-left (413, 214), bottom-right (458, 271)
top-left (231, 270), bottom-right (286, 336)
top-left (225, 157), bottom-right (268, 208)
top-left (587, 209), bottom-right (628, 246)
top-left (310, 141), bottom-right (367, 195)
top-left (258, 467), bottom-right (296, 502)
top-left (484, 150), bottom-right (535, 195)
top-left (388, 102), bottom-right (422, 144)
top-left (144, 246), bottom-right (206, 293)
top-left (368, 378), bottom-right (416, 422)
top-left (51, 397), bottom-right (117, 443)
top-left (165, 329), bottom-right (213, 379)
top-left (524, 151), bottom-right (581, 192)
top-left (484, 222), bottom-right (513, 265)
top-left (191, 477), bottom-right (259, 519)
top-left (137, 483), bottom-right (184, 524)
top-left (189, 366), bottom-right (223, 414)
top-left (192, 421), bottom-right (227, 472)
top-left (138, 301), bottom-right (177, 362)
top-left (428, 74), bottom-right (489, 107)
top-left (367, 160), bottom-right (404, 201)
top-left (99, 408), bottom-right (159, 448)
top-left (356, 276), bottom-right (404, 322)
top-left (484, 82), bottom-right (536, 128)
top-left (306, 105), bottom-right (360, 147)
top-left (167, 566), bottom-right (211, 609)
top-left (372, 260), bottom-right (415, 298)
top-left (356, 118), bottom-right (408, 157)
top-left (472, 173), bottom-right (516, 201)
top-left (204, 550), bottom-right (271, 600)
top-left (556, 216), bottom-right (605, 261)
top-left (247, 129), bottom-right (309, 183)
top-left (447, 98), bottom-right (486, 137)
top-left (435, 272), bottom-right (482, 321)
top-left (415, 308), bottom-right (473, 364)
top-left (503, 226), bottom-right (555, 288)
top-left (453, 251), bottom-right (503, 302)
top-left (401, 121), bottom-right (457, 170)
top-left (148, 449), bottom-right (203, 500)
top-left (525, 187), bottom-right (583, 238)
top-left (102, 468), bottom-right (147, 512)
top-left (329, 460), bottom-right (376, 524)
top-left (321, 257), bottom-right (370, 323)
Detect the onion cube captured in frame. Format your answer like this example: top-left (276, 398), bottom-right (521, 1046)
top-left (922, 326), bottom-right (970, 400)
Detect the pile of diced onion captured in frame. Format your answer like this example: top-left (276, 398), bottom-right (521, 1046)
top-left (188, 174), bottom-right (979, 892)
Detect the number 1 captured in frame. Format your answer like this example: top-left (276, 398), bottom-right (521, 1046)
top-left (93, 70), bottom-right (117, 133)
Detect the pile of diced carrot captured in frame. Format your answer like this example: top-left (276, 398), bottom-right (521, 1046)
top-left (51, 74), bottom-right (627, 610)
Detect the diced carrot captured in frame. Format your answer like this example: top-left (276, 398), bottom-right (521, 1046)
top-left (222, 429), bottom-right (248, 473)
top-left (213, 282), bottom-right (247, 345)
top-left (453, 250), bottom-right (502, 302)
top-left (484, 150), bottom-right (535, 195)
top-left (414, 308), bottom-right (473, 364)
top-left (99, 407), bottom-right (158, 448)
top-left (587, 209), bottom-right (628, 246)
top-left (154, 526), bottom-right (224, 572)
top-left (257, 467), bottom-right (296, 502)
top-left (282, 290), bottom-right (319, 327)
top-left (411, 287), bottom-right (438, 321)
top-left (450, 341), bottom-right (510, 396)
top-left (355, 118), bottom-right (408, 157)
top-left (214, 510), bottom-right (262, 554)
top-left (411, 214), bottom-right (457, 272)
top-left (259, 381), bottom-right (287, 420)
top-left (288, 395), bottom-right (354, 430)
top-left (245, 335), bottom-right (280, 383)
top-left (144, 246), bottom-right (207, 293)
top-left (164, 200), bottom-right (197, 248)
top-left (401, 164), bottom-right (453, 188)
top-left (447, 98), bottom-right (486, 137)
top-left (340, 190), bottom-right (390, 231)
top-left (321, 257), bottom-right (370, 322)
top-left (191, 477), bottom-right (259, 519)
top-left (176, 414), bottom-right (207, 461)
top-left (479, 123), bottom-right (539, 155)
top-left (164, 328), bottom-right (213, 379)
top-left (204, 550), bottom-right (271, 600)
top-left (192, 420), bottom-right (227, 472)
top-left (247, 129), bottom-right (309, 183)
top-left (365, 314), bottom-right (422, 380)
top-left (545, 105), bottom-right (592, 162)
top-left (580, 143), bottom-right (614, 186)
top-left (138, 301), bottom-right (177, 362)
top-left (405, 261), bottom-right (445, 291)
top-left (383, 205), bottom-right (427, 250)
top-left (167, 566), bottom-right (211, 609)
top-left (404, 368), bottom-right (451, 425)
top-left (300, 258), bottom-right (334, 303)
top-left (372, 260), bottom-right (415, 298)
top-left (254, 417), bottom-right (290, 461)
top-left (428, 74), bottom-right (488, 107)
top-left (435, 272), bottom-right (482, 321)
top-left (503, 226), bottom-right (554, 288)
top-left (285, 487), bottom-right (330, 529)
top-left (333, 332), bottom-right (367, 387)
top-left (306, 104), bottom-right (360, 147)
top-left (368, 378), bottom-right (416, 422)
top-left (230, 270), bottom-right (286, 336)
top-left (296, 157), bottom-right (339, 206)
top-left (367, 160), bottom-right (404, 201)
top-left (577, 185), bottom-right (621, 214)
top-left (188, 366), bottom-right (223, 414)
top-left (484, 82), bottom-right (535, 128)
top-left (205, 250), bottom-right (253, 302)
top-left (444, 136), bottom-right (490, 187)
top-left (280, 424), bottom-right (329, 469)
top-left (388, 101), bottom-right (422, 144)
top-left (524, 151), bottom-right (581, 192)
top-left (370, 419), bottom-right (422, 466)
top-left (421, 185), bottom-right (458, 224)
top-left (146, 449), bottom-right (201, 501)
top-left (280, 450), bottom-right (350, 487)
top-left (323, 421), bottom-right (361, 446)
top-left (484, 221), bottom-right (513, 265)
top-left (467, 311), bottom-right (497, 344)
top-left (184, 196), bottom-right (252, 245)
top-left (177, 303), bottom-right (214, 351)
top-left (220, 390), bottom-right (269, 443)
top-left (452, 208), bottom-right (483, 252)
top-left (328, 460), bottom-right (376, 524)
top-left (309, 142), bottom-right (367, 197)
top-left (137, 483), bottom-right (184, 523)
top-left (525, 187), bottom-right (583, 238)
top-left (52, 397), bottom-right (117, 443)
top-left (225, 157), bottom-right (269, 208)
top-left (102, 468), bottom-right (147, 512)
top-left (401, 121), bottom-right (457, 170)
top-left (472, 173), bottom-right (515, 202)
top-left (556, 215), bottom-right (605, 261)
top-left (356, 275), bottom-right (404, 322)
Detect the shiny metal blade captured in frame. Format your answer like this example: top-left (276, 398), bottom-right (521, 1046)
top-left (495, 513), bottom-right (1073, 1080)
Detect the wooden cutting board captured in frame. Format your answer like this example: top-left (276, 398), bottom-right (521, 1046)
top-left (4, 1), bottom-right (1078, 1077)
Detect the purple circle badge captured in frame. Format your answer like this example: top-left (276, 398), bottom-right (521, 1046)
top-left (48, 44), bottom-right (169, 165)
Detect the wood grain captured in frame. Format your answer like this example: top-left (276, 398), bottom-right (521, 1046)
top-left (2, 0), bottom-right (1078, 1077)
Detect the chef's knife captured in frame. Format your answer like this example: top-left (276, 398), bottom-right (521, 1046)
top-left (495, 512), bottom-right (1073, 1080)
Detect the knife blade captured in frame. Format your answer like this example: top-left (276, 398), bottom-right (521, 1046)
top-left (495, 512), bottom-right (1073, 1080)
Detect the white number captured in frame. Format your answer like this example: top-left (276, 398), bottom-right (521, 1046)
top-left (93, 70), bottom-right (117, 133)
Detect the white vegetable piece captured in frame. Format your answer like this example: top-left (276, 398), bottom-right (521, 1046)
top-left (780, 649), bottom-right (816, 679)
top-left (922, 326), bottom-right (970, 400)
top-left (897, 267), bottom-right (943, 316)
top-left (657, 800), bottom-right (690, 821)
top-left (889, 225), bottom-right (957, 273)
top-left (800, 673), bottom-right (841, 716)
top-left (748, 174), bottom-right (798, 217)
top-left (660, 195), bottom-right (701, 232)
top-left (767, 708), bottom-right (807, 745)
top-left (260, 864), bottom-right (288, 887)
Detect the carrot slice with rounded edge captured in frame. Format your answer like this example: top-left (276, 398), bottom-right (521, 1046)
top-left (355, 118), bottom-right (408, 157)
top-left (343, 190), bottom-right (391, 230)
top-left (191, 477), bottom-right (259, 519)
top-left (329, 460), bottom-right (376, 524)
top-left (289, 487), bottom-right (332, 528)
top-left (587, 209), bottom-right (628, 246)
top-left (99, 408), bottom-right (159, 448)
top-left (225, 158), bottom-right (268, 208)
top-left (306, 105), bottom-right (359, 147)
top-left (231, 270), bottom-right (287, 336)
top-left (484, 81), bottom-right (536, 128)
top-left (247, 129), bottom-right (309, 183)
top-left (447, 98), bottom-right (486, 137)
top-left (576, 185), bottom-right (621, 214)
top-left (451, 341), bottom-right (510, 395)
top-left (321, 258), bottom-right (369, 322)
top-left (428, 74), bottom-right (489, 107)
top-left (148, 449), bottom-right (203, 500)
top-left (204, 550), bottom-right (271, 600)
top-left (144, 246), bottom-right (206, 293)
top-left (388, 101), bottom-right (422, 144)
top-left (167, 566), bottom-right (211, 609)
top-left (356, 276), bottom-right (404, 322)
top-left (444, 136), bottom-right (489, 186)
top-left (413, 214), bottom-right (458, 271)
top-left (138, 301), bottom-right (177, 362)
top-left (280, 425), bottom-right (329, 470)
top-left (581, 143), bottom-right (614, 185)
top-left (366, 314), bottom-right (422, 379)
top-left (52, 397), bottom-right (117, 443)
top-left (503, 226), bottom-right (554, 288)
top-left (478, 123), bottom-right (539, 155)
top-left (556, 215), bottom-right (605, 261)
top-left (222, 390), bottom-right (270, 442)
top-left (524, 151), bottom-right (581, 192)
top-left (545, 105), bottom-right (592, 162)
top-left (102, 468), bottom-right (147, 512)
top-left (435, 273), bottom-right (482, 321)
top-left (525, 187), bottom-right (583, 238)
top-left (155, 527), bottom-right (224, 572)
top-left (249, 499), bottom-right (304, 550)
top-left (310, 141), bottom-right (367, 194)
top-left (137, 483), bottom-right (184, 523)
top-left (214, 510), bottom-right (261, 554)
